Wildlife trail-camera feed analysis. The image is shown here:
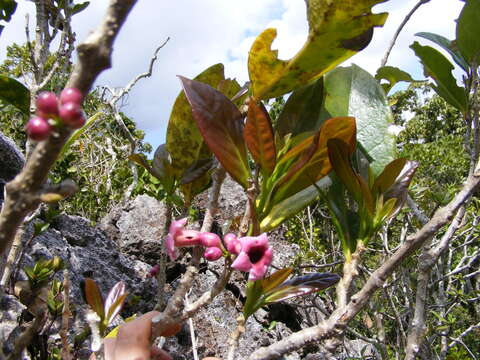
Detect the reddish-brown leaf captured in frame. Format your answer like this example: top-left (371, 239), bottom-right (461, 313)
top-left (245, 100), bottom-right (276, 175)
top-left (264, 272), bottom-right (341, 303)
top-left (179, 76), bottom-right (250, 188)
top-left (327, 138), bottom-right (374, 214)
top-left (272, 117), bottom-right (356, 205)
top-left (372, 158), bottom-right (408, 197)
top-left (84, 278), bottom-right (104, 320)
top-left (260, 268), bottom-right (293, 293)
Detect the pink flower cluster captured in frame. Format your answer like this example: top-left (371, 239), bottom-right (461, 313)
top-left (164, 218), bottom-right (273, 281)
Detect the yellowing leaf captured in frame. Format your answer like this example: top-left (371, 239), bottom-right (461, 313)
top-left (248, 0), bottom-right (389, 99)
top-left (166, 64), bottom-right (225, 188)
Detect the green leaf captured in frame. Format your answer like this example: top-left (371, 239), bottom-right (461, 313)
top-left (275, 78), bottom-right (324, 138)
top-left (244, 100), bottom-right (276, 175)
top-left (264, 272), bottom-right (340, 303)
top-left (0, 0), bottom-right (17, 22)
top-left (152, 144), bottom-right (175, 193)
top-left (327, 139), bottom-right (361, 200)
top-left (415, 32), bottom-right (469, 72)
top-left (248, 0), bottom-right (388, 99)
top-left (260, 176), bottom-right (331, 232)
top-left (84, 278), bottom-right (105, 320)
top-left (59, 112), bottom-right (103, 160)
top-left (410, 42), bottom-right (468, 113)
top-left (71, 1), bottom-right (89, 15)
top-left (327, 138), bottom-right (374, 215)
top-left (0, 75), bottom-right (30, 115)
top-left (319, 65), bottom-right (396, 175)
top-left (375, 66), bottom-right (415, 94)
top-left (243, 280), bottom-right (264, 319)
top-left (166, 64), bottom-right (224, 184)
top-left (180, 76), bottom-right (250, 188)
top-left (456, 0), bottom-right (480, 65)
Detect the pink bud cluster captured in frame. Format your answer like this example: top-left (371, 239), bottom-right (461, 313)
top-left (163, 218), bottom-right (273, 281)
top-left (26, 88), bottom-right (85, 141)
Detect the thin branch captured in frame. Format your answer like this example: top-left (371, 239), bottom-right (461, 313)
top-left (447, 322), bottom-right (480, 350)
top-left (0, 0), bottom-right (138, 280)
top-left (227, 315), bottom-right (246, 360)
top-left (111, 38), bottom-right (169, 106)
top-left (61, 269), bottom-right (73, 360)
top-left (185, 293), bottom-right (199, 360)
top-left (404, 206), bottom-right (466, 360)
top-left (380, 0), bottom-right (432, 67)
top-left (181, 259), bottom-right (232, 320)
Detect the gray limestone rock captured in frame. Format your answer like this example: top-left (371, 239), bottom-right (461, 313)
top-left (99, 194), bottom-right (167, 263)
top-left (0, 132), bottom-right (25, 205)
top-left (0, 131), bottom-right (24, 182)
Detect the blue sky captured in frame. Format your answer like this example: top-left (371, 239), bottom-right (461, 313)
top-left (0, 0), bottom-right (465, 152)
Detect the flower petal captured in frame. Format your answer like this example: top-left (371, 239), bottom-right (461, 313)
top-left (165, 234), bottom-right (178, 261)
top-left (170, 218), bottom-right (188, 237)
top-left (175, 229), bottom-right (202, 247)
top-left (239, 233), bottom-right (269, 253)
top-left (231, 252), bottom-right (253, 272)
top-left (249, 264), bottom-right (268, 281)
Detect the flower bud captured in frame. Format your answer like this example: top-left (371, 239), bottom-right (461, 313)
top-left (204, 247), bottom-right (223, 261)
top-left (224, 233), bottom-right (241, 255)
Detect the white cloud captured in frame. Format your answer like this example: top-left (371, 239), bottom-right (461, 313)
top-left (0, 0), bottom-right (466, 149)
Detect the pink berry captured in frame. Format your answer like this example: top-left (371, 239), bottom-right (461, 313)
top-left (26, 117), bottom-right (51, 141)
top-left (204, 247), bottom-right (223, 261)
top-left (68, 114), bottom-right (86, 129)
top-left (59, 102), bottom-right (83, 126)
top-left (36, 92), bottom-right (59, 117)
top-left (60, 88), bottom-right (83, 105)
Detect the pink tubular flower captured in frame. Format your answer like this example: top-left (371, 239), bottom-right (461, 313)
top-left (231, 233), bottom-right (273, 281)
top-left (164, 218), bottom-right (202, 261)
top-left (199, 232), bottom-right (221, 248)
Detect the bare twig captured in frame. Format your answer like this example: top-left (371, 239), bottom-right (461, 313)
top-left (61, 269), bottom-right (73, 360)
top-left (405, 206), bottom-right (466, 359)
top-left (185, 293), bottom-right (199, 360)
top-left (380, 0), bottom-right (432, 67)
top-left (227, 315), bottom-right (246, 360)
